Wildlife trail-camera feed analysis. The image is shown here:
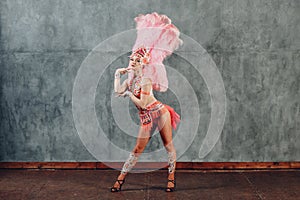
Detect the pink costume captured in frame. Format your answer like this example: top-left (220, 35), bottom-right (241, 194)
top-left (119, 12), bottom-right (182, 176)
top-left (127, 12), bottom-right (182, 132)
top-left (128, 75), bottom-right (180, 132)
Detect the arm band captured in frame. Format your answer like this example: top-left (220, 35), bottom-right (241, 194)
top-left (141, 91), bottom-right (150, 95)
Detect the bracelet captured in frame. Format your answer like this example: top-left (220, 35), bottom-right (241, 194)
top-left (114, 72), bottom-right (120, 79)
top-left (141, 91), bottom-right (150, 95)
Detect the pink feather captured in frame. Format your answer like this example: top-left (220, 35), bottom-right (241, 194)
top-left (129, 12), bottom-right (183, 92)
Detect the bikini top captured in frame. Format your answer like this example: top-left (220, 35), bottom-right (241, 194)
top-left (128, 76), bottom-right (154, 99)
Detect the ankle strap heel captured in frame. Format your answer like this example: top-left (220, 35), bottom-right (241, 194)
top-left (111, 179), bottom-right (125, 192)
top-left (165, 179), bottom-right (176, 192)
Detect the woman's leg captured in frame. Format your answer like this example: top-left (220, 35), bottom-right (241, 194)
top-left (112, 126), bottom-right (152, 189)
top-left (157, 111), bottom-right (177, 189)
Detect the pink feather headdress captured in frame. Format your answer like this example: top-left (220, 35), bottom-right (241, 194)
top-left (128, 12), bottom-right (183, 92)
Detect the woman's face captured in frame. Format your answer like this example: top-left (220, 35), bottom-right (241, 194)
top-left (129, 55), bottom-right (142, 69)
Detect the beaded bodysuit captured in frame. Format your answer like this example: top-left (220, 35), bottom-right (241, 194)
top-left (128, 76), bottom-right (179, 132)
top-left (128, 76), bottom-right (153, 99)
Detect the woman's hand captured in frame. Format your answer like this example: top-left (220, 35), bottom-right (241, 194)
top-left (116, 68), bottom-right (130, 75)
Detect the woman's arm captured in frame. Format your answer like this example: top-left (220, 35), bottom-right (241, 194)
top-left (114, 68), bottom-right (129, 94)
top-left (128, 78), bottom-right (152, 109)
top-left (114, 77), bottom-right (128, 94)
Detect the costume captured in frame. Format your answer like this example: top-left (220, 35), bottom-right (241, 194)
top-left (128, 75), bottom-right (180, 133)
top-left (127, 12), bottom-right (182, 132)
top-left (119, 12), bottom-right (182, 175)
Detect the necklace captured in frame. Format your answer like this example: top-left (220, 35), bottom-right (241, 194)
top-left (128, 75), bottom-right (143, 97)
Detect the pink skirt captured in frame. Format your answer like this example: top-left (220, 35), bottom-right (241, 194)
top-left (138, 101), bottom-right (180, 132)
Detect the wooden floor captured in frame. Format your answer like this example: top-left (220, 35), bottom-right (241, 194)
top-left (0, 169), bottom-right (299, 200)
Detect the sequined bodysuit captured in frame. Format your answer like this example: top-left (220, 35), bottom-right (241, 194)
top-left (128, 76), bottom-right (180, 132)
top-left (128, 75), bottom-right (153, 99)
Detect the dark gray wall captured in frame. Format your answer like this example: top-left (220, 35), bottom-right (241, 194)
top-left (0, 0), bottom-right (299, 161)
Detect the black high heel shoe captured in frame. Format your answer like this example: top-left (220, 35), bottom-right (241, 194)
top-left (165, 179), bottom-right (176, 192)
top-left (111, 179), bottom-right (125, 192)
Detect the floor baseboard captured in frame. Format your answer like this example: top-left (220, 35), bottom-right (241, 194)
top-left (0, 162), bottom-right (299, 170)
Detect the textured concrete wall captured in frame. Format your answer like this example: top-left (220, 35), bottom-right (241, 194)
top-left (0, 0), bottom-right (299, 161)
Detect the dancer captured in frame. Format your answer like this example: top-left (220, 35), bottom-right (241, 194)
top-left (111, 12), bottom-right (182, 192)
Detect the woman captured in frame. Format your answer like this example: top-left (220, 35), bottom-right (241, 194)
top-left (111, 12), bottom-right (182, 192)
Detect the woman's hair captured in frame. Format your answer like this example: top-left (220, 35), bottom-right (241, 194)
top-left (129, 47), bottom-right (150, 65)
